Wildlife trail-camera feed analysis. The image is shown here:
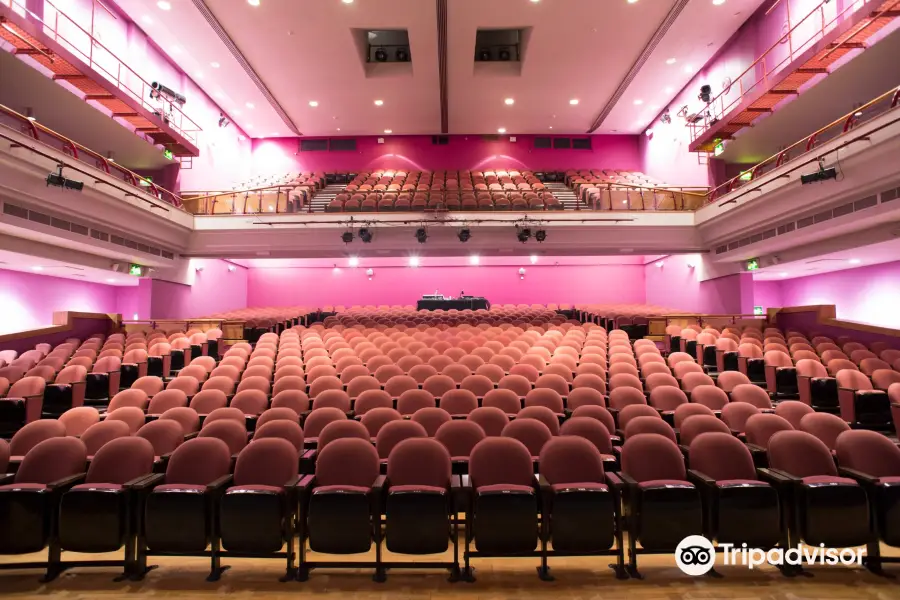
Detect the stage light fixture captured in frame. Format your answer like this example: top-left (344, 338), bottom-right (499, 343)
top-left (348, 256), bottom-right (359, 267)
top-left (498, 48), bottom-right (511, 61)
top-left (150, 81), bottom-right (187, 106)
top-left (516, 227), bottom-right (531, 243)
top-left (660, 109), bottom-right (672, 125)
top-left (374, 48), bottom-right (388, 62)
top-left (359, 228), bottom-right (373, 243)
top-left (46, 165), bottom-right (83, 191)
top-left (415, 227), bottom-right (428, 243)
top-left (699, 84), bottom-right (712, 104)
top-left (218, 112), bottom-right (230, 128)
top-left (458, 228), bottom-right (471, 242)
top-left (396, 48), bottom-right (409, 62)
top-left (341, 231), bottom-right (354, 243)
top-left (478, 49), bottom-right (491, 61)
top-left (534, 229), bottom-right (547, 243)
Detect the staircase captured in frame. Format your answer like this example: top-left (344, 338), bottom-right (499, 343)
top-left (545, 183), bottom-right (581, 211)
top-left (308, 184), bottom-right (345, 213)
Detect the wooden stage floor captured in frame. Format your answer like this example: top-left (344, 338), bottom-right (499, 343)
top-left (1, 542), bottom-right (898, 600)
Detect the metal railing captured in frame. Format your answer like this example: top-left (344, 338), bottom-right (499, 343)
top-left (706, 85), bottom-right (900, 202)
top-left (688, 0), bottom-right (888, 144)
top-left (1, 0), bottom-right (201, 144)
top-left (0, 102), bottom-right (186, 209)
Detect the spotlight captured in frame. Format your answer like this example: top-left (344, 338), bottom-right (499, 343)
top-left (534, 229), bottom-right (546, 243)
top-left (218, 112), bottom-right (230, 128)
top-left (396, 48), bottom-right (409, 62)
top-left (348, 256), bottom-right (359, 267)
top-left (458, 228), bottom-right (471, 243)
top-left (477, 48), bottom-right (491, 61)
top-left (409, 256), bottom-right (420, 267)
top-left (699, 84), bottom-right (712, 104)
top-left (150, 81), bottom-right (187, 105)
top-left (415, 228), bottom-right (428, 243)
top-left (374, 48), bottom-right (388, 62)
top-left (227, 265), bottom-right (236, 272)
top-left (516, 227), bottom-right (532, 243)
top-left (341, 231), bottom-right (354, 243)
top-left (530, 254), bottom-right (538, 264)
top-left (359, 228), bottom-right (373, 243)
top-left (660, 109), bottom-right (672, 125)
top-left (498, 48), bottom-right (511, 61)
top-left (46, 165), bottom-right (83, 191)
top-left (655, 261), bottom-right (665, 268)
top-left (469, 255), bottom-right (480, 265)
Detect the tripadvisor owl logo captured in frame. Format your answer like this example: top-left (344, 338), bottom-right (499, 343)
top-left (675, 535), bottom-right (716, 575)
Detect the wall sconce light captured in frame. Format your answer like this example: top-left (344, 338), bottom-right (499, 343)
top-left (518, 267), bottom-right (526, 280)
top-left (655, 261), bottom-right (664, 268)
top-left (686, 262), bottom-right (695, 269)
top-left (227, 264), bottom-right (236, 272)
top-left (195, 265), bottom-right (204, 272)
top-left (366, 268), bottom-right (374, 280)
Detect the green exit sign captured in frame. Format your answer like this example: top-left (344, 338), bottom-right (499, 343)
top-left (746, 258), bottom-right (760, 271)
top-left (714, 141), bottom-right (725, 156)
top-left (163, 149), bottom-right (174, 160)
top-left (754, 306), bottom-right (764, 316)
top-left (129, 264), bottom-right (143, 276)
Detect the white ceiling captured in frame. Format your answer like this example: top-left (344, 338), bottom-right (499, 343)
top-left (0, 248), bottom-right (140, 286)
top-left (752, 237), bottom-right (900, 281)
top-left (110, 0), bottom-right (769, 137)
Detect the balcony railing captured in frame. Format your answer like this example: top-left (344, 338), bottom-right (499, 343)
top-left (0, 102), bottom-right (185, 208)
top-left (706, 85), bottom-right (900, 203)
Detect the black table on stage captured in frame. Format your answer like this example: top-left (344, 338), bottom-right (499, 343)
top-left (416, 297), bottom-right (490, 311)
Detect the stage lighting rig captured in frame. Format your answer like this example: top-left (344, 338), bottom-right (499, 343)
top-left (46, 165), bottom-right (83, 191)
top-left (415, 227), bottom-right (428, 243)
top-left (534, 229), bottom-right (546, 243)
top-left (359, 228), bottom-right (373, 243)
top-left (150, 81), bottom-right (187, 106)
top-left (341, 231), bottom-right (354, 244)
top-left (458, 228), bottom-right (471, 243)
top-left (516, 227), bottom-right (531, 243)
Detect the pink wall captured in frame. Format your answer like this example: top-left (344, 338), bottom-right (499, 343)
top-left (644, 254), bottom-right (753, 314)
top-left (247, 134), bottom-right (642, 179)
top-left (778, 261), bottom-right (900, 328)
top-left (753, 280), bottom-right (784, 310)
top-left (247, 264), bottom-right (646, 308)
top-left (149, 259), bottom-right (248, 319)
top-left (0, 268), bottom-right (121, 334)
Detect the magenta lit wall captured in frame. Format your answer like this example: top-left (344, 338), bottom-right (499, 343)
top-left (644, 254), bottom-right (754, 314)
top-left (248, 135), bottom-right (642, 177)
top-left (247, 264), bottom-right (646, 308)
top-left (753, 280), bottom-right (784, 310)
top-left (0, 268), bottom-right (121, 334)
top-left (778, 261), bottom-right (900, 328)
top-left (150, 259), bottom-right (249, 319)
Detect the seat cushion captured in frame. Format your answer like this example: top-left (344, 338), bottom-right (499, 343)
top-left (879, 476), bottom-right (900, 485)
top-left (477, 483), bottom-right (534, 494)
top-left (716, 479), bottom-right (765, 488)
top-left (390, 484), bottom-right (446, 494)
top-left (313, 484), bottom-right (370, 495)
top-left (0, 483), bottom-right (48, 492)
top-left (552, 482), bottom-right (608, 493)
top-left (638, 479), bottom-right (693, 490)
top-left (71, 483), bottom-right (123, 492)
top-left (153, 483), bottom-right (207, 493)
top-left (801, 476), bottom-right (858, 487)
top-left (227, 484), bottom-right (283, 494)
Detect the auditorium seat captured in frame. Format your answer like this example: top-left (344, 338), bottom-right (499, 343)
top-left (837, 370), bottom-right (891, 429)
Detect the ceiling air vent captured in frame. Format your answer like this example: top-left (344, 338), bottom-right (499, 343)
top-left (534, 137), bottom-right (551, 149)
top-left (882, 186), bottom-right (899, 203)
top-left (300, 139), bottom-right (328, 152)
top-left (51, 217), bottom-right (71, 231)
top-left (832, 202), bottom-right (854, 218)
top-left (3, 203), bottom-right (28, 219)
top-left (70, 223), bottom-right (88, 236)
top-left (553, 138), bottom-right (571, 149)
top-left (330, 138), bottom-right (357, 151)
top-left (716, 245), bottom-right (728, 254)
top-left (854, 195), bottom-right (877, 210)
top-left (572, 138), bottom-right (592, 150)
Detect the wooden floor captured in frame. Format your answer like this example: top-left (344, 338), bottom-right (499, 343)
top-left (1, 542), bottom-right (898, 600)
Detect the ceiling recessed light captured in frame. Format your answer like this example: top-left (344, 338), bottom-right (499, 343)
top-left (211, 62), bottom-right (220, 69)
top-left (141, 15), bottom-right (152, 24)
top-left (498, 127), bottom-right (506, 134)
top-left (384, 129), bottom-right (392, 134)
top-left (348, 256), bottom-right (359, 267)
top-left (713, 0), bottom-right (725, 4)
top-left (246, 102), bottom-right (255, 109)
top-left (627, 0), bottom-right (638, 3)
top-left (32, 266), bottom-right (43, 271)
top-left (374, 99), bottom-right (384, 106)
top-left (213, 91), bottom-right (224, 99)
top-left (530, 0), bottom-right (540, 3)
top-left (779, 272), bottom-right (788, 277)
top-left (248, 0), bottom-right (260, 5)
top-left (195, 72), bottom-right (203, 79)
top-left (548, 126), bottom-right (553, 129)
top-left (157, 1), bottom-right (171, 10)
top-left (848, 258), bottom-right (861, 264)
top-left (665, 86), bottom-right (674, 93)
top-left (569, 98), bottom-right (579, 105)
top-left (342, 0), bottom-right (354, 3)
top-left (666, 57), bottom-right (676, 65)
top-left (309, 100), bottom-right (318, 107)
top-left (238, 135), bottom-right (246, 141)
top-left (233, 109), bottom-right (242, 116)
top-left (336, 128), bottom-right (341, 131)
top-left (504, 98), bottom-right (514, 105)
top-left (409, 257), bottom-right (420, 267)
top-left (633, 99), bottom-right (643, 105)
top-left (246, 124), bottom-right (253, 129)
top-left (469, 255), bottom-right (480, 265)
top-left (685, 65), bottom-right (694, 74)
top-left (106, 278), bottom-right (116, 283)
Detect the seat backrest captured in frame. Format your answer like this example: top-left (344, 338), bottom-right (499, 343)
top-left (433, 420), bottom-right (485, 458)
top-left (798, 412), bottom-right (850, 450)
top-left (375, 420), bottom-right (428, 459)
top-left (58, 406), bottom-right (100, 436)
top-left (835, 429), bottom-right (900, 478)
top-left (189, 389), bottom-right (228, 414)
top-left (165, 437), bottom-right (232, 485)
top-left (81, 419), bottom-right (132, 455)
top-left (679, 415), bottom-right (731, 445)
top-left (689, 432), bottom-right (757, 481)
top-left (136, 419), bottom-right (185, 457)
top-left (540, 436), bottom-right (605, 485)
top-left (468, 437), bottom-right (534, 488)
top-left (620, 434), bottom-right (685, 482)
top-left (836, 369), bottom-right (873, 391)
top-left (500, 418), bottom-right (552, 457)
top-left (314, 437), bottom-right (380, 487)
top-left (768, 430), bottom-right (838, 477)
top-left (717, 371), bottom-right (751, 392)
top-left (744, 413), bottom-right (793, 447)
top-left (386, 438), bottom-right (452, 488)
top-left (253, 419), bottom-right (304, 453)
top-left (233, 437), bottom-right (298, 487)
top-left (147, 389), bottom-right (188, 414)
top-left (730, 384), bottom-right (773, 408)
top-left (87, 436), bottom-right (154, 483)
top-left (230, 389), bottom-right (269, 415)
top-left (197, 419), bottom-right (248, 454)
top-left (9, 419), bottom-right (66, 456)
top-left (303, 407), bottom-right (346, 437)
top-left (559, 417), bottom-right (612, 454)
top-left (796, 359), bottom-right (828, 378)
top-left (108, 389), bottom-right (149, 411)
top-left (16, 437), bottom-right (87, 484)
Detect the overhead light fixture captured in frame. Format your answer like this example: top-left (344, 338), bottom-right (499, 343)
top-left (25, 107), bottom-right (35, 121)
top-left (504, 98), bottom-right (514, 105)
top-left (248, 0), bottom-right (260, 6)
top-left (665, 86), bottom-right (674, 94)
top-left (666, 57), bottom-right (676, 65)
top-left (246, 102), bottom-right (255, 109)
top-left (498, 48), bottom-right (511, 61)
top-left (374, 47), bottom-right (388, 62)
top-left (645, 128), bottom-right (653, 137)
top-left (848, 258), bottom-right (861, 265)
top-left (396, 48), bottom-right (409, 62)
top-left (106, 278), bottom-right (116, 283)
top-left (530, 254), bottom-right (538, 264)
top-left (157, 0), bottom-right (171, 9)
top-left (309, 100), bottom-right (318, 107)
top-left (141, 15), bottom-right (153, 24)
top-left (534, 229), bottom-right (546, 243)
top-left (228, 265), bottom-right (236, 272)
top-left (634, 99), bottom-right (643, 105)
top-left (106, 151), bottom-right (115, 163)
top-left (469, 255), bottom-right (480, 265)
top-left (712, 0), bottom-right (725, 4)
top-left (374, 99), bottom-right (384, 106)
top-left (32, 266), bottom-right (43, 271)
top-left (458, 228), bottom-right (471, 242)
top-left (46, 165), bottom-right (83, 191)
top-left (409, 256), bottom-right (420, 267)
top-left (854, 110), bottom-right (863, 117)
top-left (478, 49), bottom-right (491, 61)
top-left (518, 267), bottom-right (526, 280)
top-left (699, 84), bottom-right (712, 103)
top-left (342, 0), bottom-right (354, 3)
top-left (366, 268), bottom-right (374, 280)
top-left (210, 62), bottom-right (220, 68)
top-left (655, 261), bottom-right (665, 268)
top-left (384, 129), bottom-right (392, 134)
top-left (628, 0), bottom-right (638, 3)
top-left (497, 128), bottom-right (506, 134)
top-left (415, 228), bottom-right (428, 243)
top-left (348, 256), bottom-right (359, 267)
top-left (218, 112), bottom-right (230, 128)
top-left (341, 231), bottom-right (354, 244)
top-left (685, 65), bottom-right (694, 74)
top-left (569, 99), bottom-right (579, 105)
top-left (358, 228), bottom-right (373, 243)
top-left (516, 227), bottom-right (531, 243)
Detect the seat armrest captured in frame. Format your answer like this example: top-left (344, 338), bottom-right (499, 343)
top-left (614, 471), bottom-right (638, 487)
top-left (124, 474), bottom-right (156, 488)
top-left (0, 473), bottom-right (16, 486)
top-left (47, 473), bottom-right (86, 492)
top-left (296, 474), bottom-right (316, 493)
top-left (746, 442), bottom-right (766, 454)
top-left (284, 474), bottom-right (303, 488)
top-left (605, 471), bottom-right (625, 490)
top-left (129, 473), bottom-right (166, 491)
top-left (687, 469), bottom-right (716, 487)
top-left (757, 468), bottom-right (796, 486)
top-left (371, 474), bottom-right (386, 495)
top-left (838, 467), bottom-right (880, 486)
top-left (206, 474), bottom-right (233, 494)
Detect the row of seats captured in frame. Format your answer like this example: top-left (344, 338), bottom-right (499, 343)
top-left (343, 170), bottom-right (549, 192)
top-left (326, 190), bottom-right (562, 212)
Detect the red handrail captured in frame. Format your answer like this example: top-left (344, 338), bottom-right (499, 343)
top-left (0, 102), bottom-right (186, 209)
top-left (3, 0), bottom-right (201, 143)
